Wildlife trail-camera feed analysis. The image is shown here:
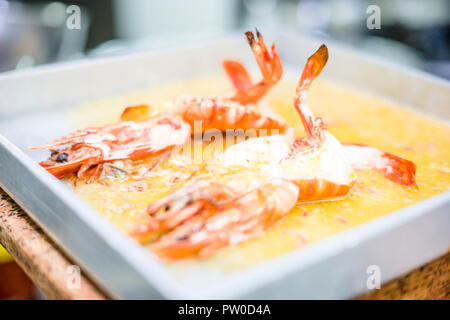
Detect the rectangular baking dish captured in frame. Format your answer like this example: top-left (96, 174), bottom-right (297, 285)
top-left (0, 31), bottom-right (449, 299)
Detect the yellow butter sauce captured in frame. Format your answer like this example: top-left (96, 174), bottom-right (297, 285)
top-left (72, 76), bottom-right (450, 270)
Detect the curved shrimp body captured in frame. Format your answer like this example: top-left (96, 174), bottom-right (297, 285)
top-left (175, 96), bottom-right (285, 133)
top-left (138, 176), bottom-right (299, 260)
top-left (175, 29), bottom-right (285, 133)
top-left (29, 115), bottom-right (190, 183)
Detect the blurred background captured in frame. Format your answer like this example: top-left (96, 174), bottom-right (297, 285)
top-left (0, 0), bottom-right (449, 78)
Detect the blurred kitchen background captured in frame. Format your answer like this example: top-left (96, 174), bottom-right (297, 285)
top-left (0, 0), bottom-right (449, 78)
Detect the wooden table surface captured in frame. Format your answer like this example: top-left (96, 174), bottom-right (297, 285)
top-left (0, 188), bottom-right (448, 300)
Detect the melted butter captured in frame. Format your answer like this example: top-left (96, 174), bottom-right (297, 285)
top-left (72, 76), bottom-right (450, 270)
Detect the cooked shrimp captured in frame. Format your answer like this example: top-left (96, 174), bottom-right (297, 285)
top-left (174, 29), bottom-right (285, 133)
top-left (122, 30), bottom-right (285, 134)
top-left (151, 177), bottom-right (299, 260)
top-left (29, 114), bottom-right (190, 183)
top-left (135, 44), bottom-right (417, 260)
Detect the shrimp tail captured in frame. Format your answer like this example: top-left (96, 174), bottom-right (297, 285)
top-left (343, 144), bottom-right (417, 188)
top-left (294, 44), bottom-right (328, 140)
top-left (226, 29), bottom-right (283, 105)
top-left (381, 152), bottom-right (417, 187)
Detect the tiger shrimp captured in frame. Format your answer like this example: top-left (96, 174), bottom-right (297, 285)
top-left (124, 29), bottom-right (286, 133)
top-left (134, 44), bottom-right (417, 260)
top-left (29, 114), bottom-right (190, 183)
